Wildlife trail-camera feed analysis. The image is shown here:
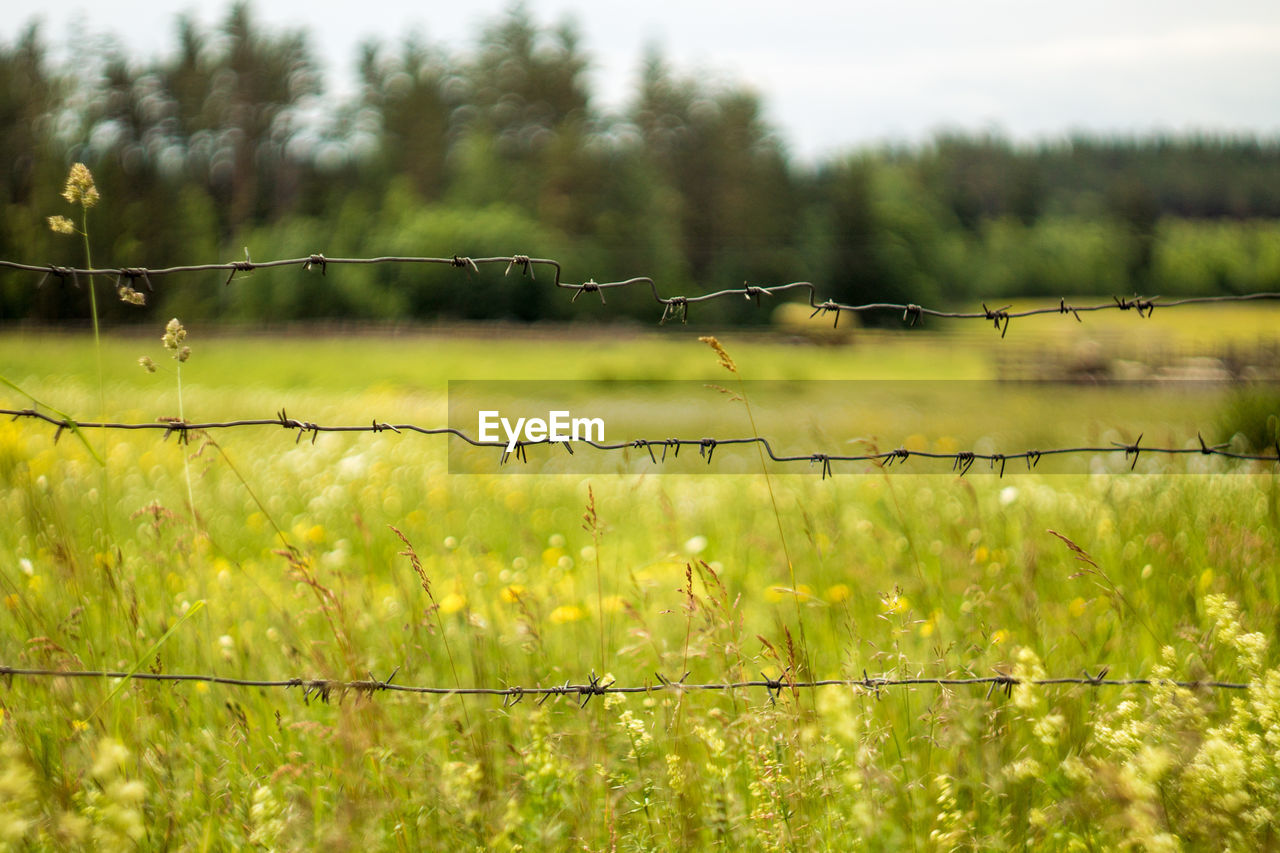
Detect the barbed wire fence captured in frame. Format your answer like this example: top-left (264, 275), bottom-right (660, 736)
top-left (3, 408), bottom-right (1278, 476)
top-left (3, 251), bottom-right (1278, 709)
top-left (0, 665), bottom-right (1253, 708)
top-left (4, 254), bottom-right (1280, 333)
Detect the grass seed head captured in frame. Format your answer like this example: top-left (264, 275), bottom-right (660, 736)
top-left (47, 215), bottom-right (76, 235)
top-left (699, 335), bottom-right (738, 374)
top-left (61, 163), bottom-right (100, 208)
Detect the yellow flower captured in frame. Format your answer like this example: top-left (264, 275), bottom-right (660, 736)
top-left (1198, 568), bottom-right (1215, 592)
top-left (549, 604), bottom-right (585, 624)
top-left (438, 592), bottom-right (466, 614)
top-left (62, 163), bottom-right (99, 208)
top-left (825, 583), bottom-right (851, 603)
top-left (48, 214), bottom-right (76, 234)
top-left (881, 592), bottom-right (909, 614)
top-left (991, 629), bottom-right (1009, 645)
top-left (500, 584), bottom-right (527, 603)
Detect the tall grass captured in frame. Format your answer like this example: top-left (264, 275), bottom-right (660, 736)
top-left (1, 330), bottom-right (1278, 848)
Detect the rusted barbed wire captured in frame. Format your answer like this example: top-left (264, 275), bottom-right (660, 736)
top-left (3, 407), bottom-right (1277, 476)
top-left (4, 255), bottom-right (1279, 332)
top-left (0, 664), bottom-right (1252, 707)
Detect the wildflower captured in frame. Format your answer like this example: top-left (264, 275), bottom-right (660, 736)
top-left (62, 163), bottom-right (100, 208)
top-left (1204, 593), bottom-right (1268, 672)
top-left (618, 709), bottom-right (653, 759)
top-left (683, 535), bottom-right (708, 555)
top-left (825, 583), bottom-right (851, 603)
top-left (1011, 646), bottom-right (1046, 709)
top-left (666, 753), bottom-right (687, 795)
top-left (48, 215), bottom-right (76, 235)
top-left (500, 584), bottom-right (527, 603)
top-left (549, 604), bottom-right (585, 624)
top-left (881, 590), bottom-right (910, 614)
top-left (693, 724), bottom-right (726, 757)
top-left (438, 592), bottom-right (466, 614)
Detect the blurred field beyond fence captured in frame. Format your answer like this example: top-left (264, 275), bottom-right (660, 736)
top-left (3, 246), bottom-right (1279, 703)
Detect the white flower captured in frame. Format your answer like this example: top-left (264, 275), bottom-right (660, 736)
top-left (684, 535), bottom-right (708, 555)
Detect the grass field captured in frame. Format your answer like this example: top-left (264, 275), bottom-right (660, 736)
top-left (2, 321), bottom-right (1279, 850)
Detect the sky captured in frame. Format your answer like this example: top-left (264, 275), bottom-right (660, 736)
top-left (5, 0), bottom-right (1280, 162)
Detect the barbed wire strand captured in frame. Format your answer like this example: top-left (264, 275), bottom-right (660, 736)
top-left (3, 408), bottom-right (1277, 477)
top-left (0, 665), bottom-right (1252, 707)
top-left (4, 255), bottom-right (1279, 333)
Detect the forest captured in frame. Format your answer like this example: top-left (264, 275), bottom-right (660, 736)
top-left (3, 3), bottom-right (1280, 325)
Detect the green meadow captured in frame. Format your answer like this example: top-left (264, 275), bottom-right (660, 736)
top-left (1, 320), bottom-right (1279, 850)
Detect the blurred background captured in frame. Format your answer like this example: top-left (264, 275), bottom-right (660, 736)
top-left (1, 1), bottom-right (1279, 327)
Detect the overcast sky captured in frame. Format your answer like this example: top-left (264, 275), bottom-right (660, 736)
top-left (6, 0), bottom-right (1280, 161)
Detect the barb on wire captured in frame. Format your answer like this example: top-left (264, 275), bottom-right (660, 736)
top-left (4, 255), bottom-right (1280, 331)
top-left (0, 664), bottom-right (1252, 705)
top-left (3, 408), bottom-right (1277, 475)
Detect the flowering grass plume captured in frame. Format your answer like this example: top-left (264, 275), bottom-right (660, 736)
top-left (699, 335), bottom-right (738, 374)
top-left (61, 163), bottom-right (99, 208)
top-left (163, 318), bottom-right (191, 362)
top-left (46, 163), bottom-right (144, 305)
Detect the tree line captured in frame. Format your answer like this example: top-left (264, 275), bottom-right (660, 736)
top-left (3, 3), bottom-right (1280, 325)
